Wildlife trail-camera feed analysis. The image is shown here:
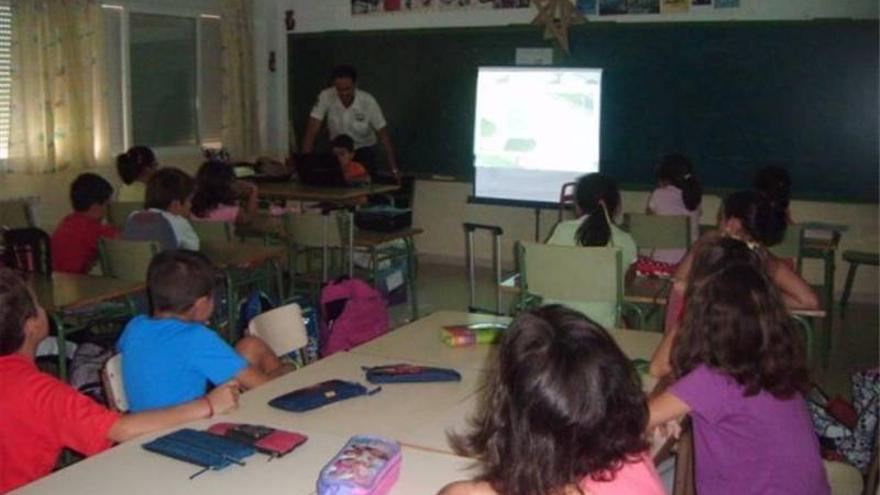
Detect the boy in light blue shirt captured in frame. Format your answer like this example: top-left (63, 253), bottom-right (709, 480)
top-left (118, 250), bottom-right (291, 412)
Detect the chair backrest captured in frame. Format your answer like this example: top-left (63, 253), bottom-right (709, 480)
top-left (2, 227), bottom-right (52, 276)
top-left (672, 418), bottom-right (696, 495)
top-left (282, 211), bottom-right (345, 248)
top-left (102, 354), bottom-right (129, 413)
top-left (99, 237), bottom-right (159, 281)
top-left (558, 182), bottom-right (577, 222)
top-left (107, 202), bottom-right (142, 230)
top-left (192, 221), bottom-right (233, 243)
top-left (769, 224), bottom-right (804, 273)
top-left (247, 302), bottom-right (308, 356)
top-left (0, 200), bottom-right (34, 229)
top-left (122, 210), bottom-right (177, 251)
top-left (624, 213), bottom-right (692, 251)
top-left (517, 241), bottom-right (623, 324)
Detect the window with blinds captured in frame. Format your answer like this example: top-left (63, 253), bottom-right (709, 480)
top-left (0, 2), bottom-right (11, 160)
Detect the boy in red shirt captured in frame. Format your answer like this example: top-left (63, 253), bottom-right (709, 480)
top-left (0, 268), bottom-right (239, 493)
top-left (50, 173), bottom-right (119, 274)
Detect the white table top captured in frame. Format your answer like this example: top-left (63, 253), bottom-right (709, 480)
top-left (11, 310), bottom-right (661, 494)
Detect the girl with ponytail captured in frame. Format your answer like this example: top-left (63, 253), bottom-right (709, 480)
top-left (545, 173), bottom-right (638, 328)
top-left (646, 153), bottom-right (703, 264)
top-left (116, 146), bottom-right (158, 203)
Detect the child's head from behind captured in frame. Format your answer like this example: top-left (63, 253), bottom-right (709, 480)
top-left (116, 146), bottom-right (158, 185)
top-left (656, 153), bottom-right (702, 211)
top-left (0, 268), bottom-right (48, 356)
top-left (192, 161), bottom-right (237, 218)
top-left (721, 190), bottom-right (787, 247)
top-left (145, 168), bottom-right (195, 217)
top-left (675, 236), bottom-right (808, 399)
top-left (574, 172), bottom-right (621, 247)
top-left (330, 134), bottom-right (355, 168)
top-left (753, 164), bottom-right (792, 211)
top-left (147, 250), bottom-right (216, 321)
top-left (70, 173), bottom-right (114, 217)
top-left (453, 305), bottom-right (648, 495)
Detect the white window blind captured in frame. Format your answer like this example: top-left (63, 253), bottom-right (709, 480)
top-left (0, 2), bottom-right (11, 160)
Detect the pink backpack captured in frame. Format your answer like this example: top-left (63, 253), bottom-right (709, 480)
top-left (320, 278), bottom-right (390, 357)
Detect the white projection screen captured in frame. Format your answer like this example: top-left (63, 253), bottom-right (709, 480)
top-left (473, 67), bottom-right (602, 205)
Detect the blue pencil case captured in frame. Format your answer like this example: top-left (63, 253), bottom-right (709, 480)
top-left (362, 364), bottom-right (462, 384)
top-left (142, 428), bottom-right (256, 472)
top-left (269, 379), bottom-right (381, 412)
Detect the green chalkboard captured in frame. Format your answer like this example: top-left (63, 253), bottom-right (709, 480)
top-left (288, 20), bottom-right (878, 202)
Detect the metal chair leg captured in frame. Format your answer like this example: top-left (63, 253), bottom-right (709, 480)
top-left (839, 262), bottom-right (858, 318)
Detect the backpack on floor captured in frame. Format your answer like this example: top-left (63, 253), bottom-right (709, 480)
top-left (69, 342), bottom-right (114, 406)
top-left (320, 277), bottom-right (389, 357)
top-left (237, 290), bottom-right (277, 340)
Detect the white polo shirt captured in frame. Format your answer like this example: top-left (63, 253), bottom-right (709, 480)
top-left (309, 87), bottom-right (387, 149)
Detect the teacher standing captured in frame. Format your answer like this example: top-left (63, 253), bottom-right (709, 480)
top-left (301, 64), bottom-right (400, 182)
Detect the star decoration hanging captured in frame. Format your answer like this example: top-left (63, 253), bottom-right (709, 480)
top-left (531, 0), bottom-right (586, 55)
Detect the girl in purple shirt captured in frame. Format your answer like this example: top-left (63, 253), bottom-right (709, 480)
top-left (648, 237), bottom-right (829, 495)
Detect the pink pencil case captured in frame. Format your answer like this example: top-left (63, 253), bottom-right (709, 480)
top-left (317, 435), bottom-right (402, 495)
top-left (207, 423), bottom-right (308, 458)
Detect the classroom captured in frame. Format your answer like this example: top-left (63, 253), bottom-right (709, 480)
top-left (0, 0), bottom-right (878, 494)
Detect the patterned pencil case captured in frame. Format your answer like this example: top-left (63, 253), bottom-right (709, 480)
top-left (317, 435), bottom-right (402, 495)
top-left (207, 423), bottom-right (308, 458)
top-left (268, 379), bottom-right (381, 413)
top-left (440, 322), bottom-right (507, 347)
top-left (362, 364), bottom-right (462, 384)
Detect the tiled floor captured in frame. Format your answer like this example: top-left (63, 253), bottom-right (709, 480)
top-left (395, 261), bottom-right (879, 399)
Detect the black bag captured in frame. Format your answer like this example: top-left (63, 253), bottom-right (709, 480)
top-left (354, 206), bottom-right (412, 232)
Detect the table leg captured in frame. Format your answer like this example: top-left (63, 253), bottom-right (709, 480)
top-left (822, 248), bottom-right (835, 368)
top-left (321, 211), bottom-right (329, 283)
top-left (406, 237), bottom-right (419, 321)
top-left (348, 209), bottom-right (355, 277)
top-left (51, 313), bottom-right (69, 381)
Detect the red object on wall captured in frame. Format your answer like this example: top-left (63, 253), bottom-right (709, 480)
top-left (384, 0), bottom-right (401, 11)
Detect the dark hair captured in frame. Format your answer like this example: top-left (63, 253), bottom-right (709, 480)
top-left (722, 190), bottom-right (787, 246)
top-left (116, 146), bottom-right (157, 185)
top-left (330, 134), bottom-right (355, 153)
top-left (451, 305), bottom-right (649, 495)
top-left (144, 168), bottom-right (195, 211)
top-left (754, 164), bottom-right (792, 212)
top-left (673, 236), bottom-right (808, 399)
top-left (70, 173), bottom-right (114, 212)
top-left (656, 153), bottom-right (702, 211)
top-left (330, 64), bottom-right (357, 83)
top-left (0, 268), bottom-right (37, 356)
top-left (191, 161), bottom-right (238, 218)
top-left (147, 250), bottom-right (216, 315)
top-left (575, 173), bottom-right (621, 247)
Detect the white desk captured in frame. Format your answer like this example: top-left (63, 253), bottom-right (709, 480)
top-left (11, 310), bottom-right (661, 494)
top-left (13, 429), bottom-right (476, 495)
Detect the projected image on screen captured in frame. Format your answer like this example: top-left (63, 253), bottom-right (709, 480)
top-left (473, 67), bottom-right (602, 204)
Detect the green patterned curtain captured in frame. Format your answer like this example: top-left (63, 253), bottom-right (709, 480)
top-left (8, 0), bottom-right (109, 173)
top-left (221, 0), bottom-right (260, 161)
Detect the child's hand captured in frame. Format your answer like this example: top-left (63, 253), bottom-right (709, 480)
top-left (652, 419), bottom-right (682, 440)
top-left (207, 380), bottom-right (241, 415)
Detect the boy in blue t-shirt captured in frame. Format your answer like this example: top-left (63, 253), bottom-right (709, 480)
top-left (118, 250), bottom-right (291, 412)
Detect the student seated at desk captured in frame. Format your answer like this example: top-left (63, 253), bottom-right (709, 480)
top-left (545, 173), bottom-right (637, 328)
top-left (331, 134), bottom-right (371, 186)
top-left (191, 160), bottom-right (259, 224)
top-left (117, 250), bottom-right (292, 413)
top-left (0, 268), bottom-right (239, 493)
top-left (51, 173), bottom-right (119, 274)
top-left (650, 191), bottom-right (818, 378)
top-left (648, 237), bottom-right (829, 495)
top-left (115, 146), bottom-right (158, 203)
top-left (645, 153), bottom-right (702, 264)
top-left (439, 305), bottom-right (664, 495)
top-left (124, 167), bottom-right (200, 251)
